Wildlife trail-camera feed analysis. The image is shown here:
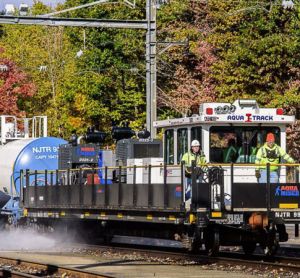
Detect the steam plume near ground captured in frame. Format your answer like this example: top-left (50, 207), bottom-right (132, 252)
top-left (0, 228), bottom-right (69, 251)
top-left (0, 219), bottom-right (95, 251)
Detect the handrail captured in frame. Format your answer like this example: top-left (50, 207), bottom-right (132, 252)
top-left (22, 163), bottom-right (300, 175)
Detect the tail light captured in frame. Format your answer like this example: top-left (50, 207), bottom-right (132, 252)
top-left (206, 108), bottom-right (213, 115)
top-left (276, 108), bottom-right (283, 115)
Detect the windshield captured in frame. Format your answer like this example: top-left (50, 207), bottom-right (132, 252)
top-left (210, 126), bottom-right (280, 163)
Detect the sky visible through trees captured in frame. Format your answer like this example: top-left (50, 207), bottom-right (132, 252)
top-left (0, 0), bottom-right (63, 11)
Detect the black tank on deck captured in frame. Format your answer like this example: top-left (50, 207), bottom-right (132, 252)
top-left (112, 126), bottom-right (136, 141)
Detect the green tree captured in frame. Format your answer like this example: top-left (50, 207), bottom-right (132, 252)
top-left (207, 0), bottom-right (300, 157)
top-left (0, 2), bottom-right (84, 137)
top-left (57, 0), bottom-right (147, 135)
top-left (155, 0), bottom-right (217, 117)
top-left (207, 0), bottom-right (300, 107)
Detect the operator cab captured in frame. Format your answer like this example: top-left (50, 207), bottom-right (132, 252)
top-left (155, 99), bottom-right (294, 166)
top-left (155, 99), bottom-right (296, 206)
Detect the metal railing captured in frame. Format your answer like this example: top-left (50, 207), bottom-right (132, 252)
top-left (18, 163), bottom-right (300, 212)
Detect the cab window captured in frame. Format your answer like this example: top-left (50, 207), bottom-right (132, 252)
top-left (209, 126), bottom-right (280, 163)
top-left (191, 126), bottom-right (202, 144)
top-left (177, 128), bottom-right (188, 164)
top-left (164, 129), bottom-right (174, 164)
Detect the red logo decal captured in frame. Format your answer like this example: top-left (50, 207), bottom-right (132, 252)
top-left (245, 113), bottom-right (252, 122)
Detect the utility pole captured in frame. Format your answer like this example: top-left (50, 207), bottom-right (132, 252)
top-left (146, 0), bottom-right (157, 138)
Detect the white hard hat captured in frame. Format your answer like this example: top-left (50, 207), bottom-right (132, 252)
top-left (191, 140), bottom-right (200, 147)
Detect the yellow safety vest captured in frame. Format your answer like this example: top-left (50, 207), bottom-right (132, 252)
top-left (255, 143), bottom-right (294, 171)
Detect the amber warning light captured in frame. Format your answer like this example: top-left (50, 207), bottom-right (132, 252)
top-left (206, 108), bottom-right (213, 115)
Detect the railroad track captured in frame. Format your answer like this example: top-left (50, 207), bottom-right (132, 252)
top-left (0, 255), bottom-right (116, 278)
top-left (65, 242), bottom-right (300, 273)
top-left (1, 242), bottom-right (300, 277)
top-left (216, 252), bottom-right (300, 273)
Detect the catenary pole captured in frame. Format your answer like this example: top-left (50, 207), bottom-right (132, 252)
top-left (0, 0), bottom-right (158, 137)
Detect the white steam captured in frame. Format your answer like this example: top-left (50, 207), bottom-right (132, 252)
top-left (0, 228), bottom-right (58, 250)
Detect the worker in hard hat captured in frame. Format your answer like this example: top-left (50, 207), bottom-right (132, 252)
top-left (181, 140), bottom-right (207, 202)
top-left (255, 132), bottom-right (295, 183)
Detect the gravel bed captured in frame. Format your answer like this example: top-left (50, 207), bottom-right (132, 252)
top-left (0, 263), bottom-right (61, 277)
top-left (60, 246), bottom-right (300, 278)
top-left (1, 244), bottom-right (300, 277)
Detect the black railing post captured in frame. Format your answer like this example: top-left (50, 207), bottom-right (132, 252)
top-left (45, 170), bottom-right (48, 207)
top-left (191, 160), bottom-right (196, 211)
top-left (231, 163), bottom-right (234, 211)
top-left (50, 171), bottom-right (53, 186)
top-left (34, 170), bottom-right (38, 207)
top-left (67, 169), bottom-right (70, 186)
top-left (56, 170), bottom-right (59, 206)
top-left (267, 163), bottom-right (271, 214)
top-left (91, 168), bottom-right (95, 207)
top-left (67, 169), bottom-right (71, 206)
top-left (118, 166), bottom-right (122, 207)
top-left (148, 164), bottom-right (152, 207)
top-left (163, 163), bottom-right (168, 208)
top-left (26, 169), bottom-right (30, 207)
top-left (25, 169), bottom-right (29, 186)
top-left (295, 224), bottom-right (299, 238)
top-left (45, 170), bottom-right (48, 185)
top-left (104, 166), bottom-right (109, 206)
top-left (55, 170), bottom-right (58, 185)
top-left (133, 165), bottom-right (137, 206)
top-left (208, 166), bottom-right (212, 211)
top-left (50, 171), bottom-right (53, 205)
top-left (220, 168), bottom-right (225, 211)
top-left (79, 168), bottom-right (83, 185)
top-left (79, 168), bottom-right (83, 206)
top-left (20, 170), bottom-right (24, 204)
top-left (231, 163), bottom-right (234, 186)
top-left (180, 162), bottom-right (184, 209)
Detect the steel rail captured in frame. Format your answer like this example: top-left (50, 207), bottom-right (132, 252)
top-left (0, 268), bottom-right (37, 278)
top-left (66, 242), bottom-right (300, 273)
top-left (3, 242), bottom-right (300, 276)
top-left (0, 255), bottom-right (116, 278)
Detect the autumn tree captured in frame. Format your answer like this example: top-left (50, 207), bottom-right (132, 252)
top-left (157, 0), bottom-right (217, 117)
top-left (206, 0), bottom-right (300, 156)
top-left (55, 0), bottom-right (147, 135)
top-left (0, 51), bottom-right (36, 117)
top-left (1, 0), bottom-right (300, 149)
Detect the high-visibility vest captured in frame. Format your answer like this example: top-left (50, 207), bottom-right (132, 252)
top-left (181, 151), bottom-right (206, 167)
top-left (255, 143), bottom-right (294, 171)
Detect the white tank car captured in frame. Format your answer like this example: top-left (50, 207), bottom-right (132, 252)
top-left (0, 116), bottom-right (66, 208)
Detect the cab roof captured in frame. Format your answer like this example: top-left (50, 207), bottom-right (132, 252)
top-left (154, 99), bottom-right (295, 128)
